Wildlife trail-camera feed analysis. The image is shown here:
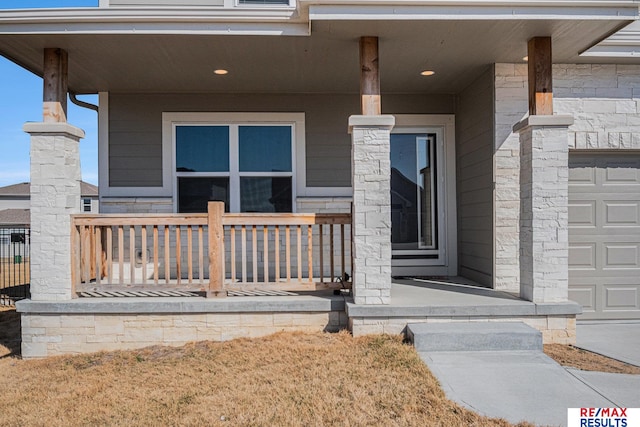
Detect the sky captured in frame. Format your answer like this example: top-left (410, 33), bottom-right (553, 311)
top-left (0, 0), bottom-right (100, 187)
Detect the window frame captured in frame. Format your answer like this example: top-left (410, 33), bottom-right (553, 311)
top-left (166, 113), bottom-right (305, 213)
top-left (82, 198), bottom-right (92, 212)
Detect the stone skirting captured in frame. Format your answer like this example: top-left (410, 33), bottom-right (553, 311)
top-left (346, 298), bottom-right (581, 344)
top-left (17, 295), bottom-right (348, 358)
top-left (349, 315), bottom-right (576, 345)
top-left (21, 311), bottom-right (347, 358)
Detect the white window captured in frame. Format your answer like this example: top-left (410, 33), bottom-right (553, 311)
top-left (167, 113), bottom-right (304, 213)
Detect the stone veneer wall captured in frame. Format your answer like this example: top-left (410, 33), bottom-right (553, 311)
top-left (350, 315), bottom-right (576, 344)
top-left (22, 311), bottom-right (348, 358)
top-left (100, 197), bottom-right (173, 213)
top-left (494, 63), bottom-right (640, 293)
top-left (100, 196), bottom-right (352, 214)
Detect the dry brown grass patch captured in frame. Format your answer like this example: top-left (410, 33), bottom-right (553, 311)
top-left (0, 327), bottom-right (531, 427)
top-left (544, 344), bottom-right (640, 375)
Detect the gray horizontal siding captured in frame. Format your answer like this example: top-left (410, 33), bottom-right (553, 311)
top-left (108, 93), bottom-right (455, 188)
top-left (455, 68), bottom-right (494, 287)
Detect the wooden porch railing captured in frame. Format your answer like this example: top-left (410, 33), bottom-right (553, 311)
top-left (71, 202), bottom-right (352, 297)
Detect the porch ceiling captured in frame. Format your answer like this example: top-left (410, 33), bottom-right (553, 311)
top-left (0, 18), bottom-right (635, 95)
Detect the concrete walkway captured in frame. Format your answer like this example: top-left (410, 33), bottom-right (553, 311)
top-left (576, 322), bottom-right (640, 367)
top-left (416, 321), bottom-right (640, 426)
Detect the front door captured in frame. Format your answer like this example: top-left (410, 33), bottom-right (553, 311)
top-left (390, 127), bottom-right (448, 274)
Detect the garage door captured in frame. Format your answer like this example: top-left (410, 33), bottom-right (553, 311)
top-left (568, 153), bottom-right (640, 320)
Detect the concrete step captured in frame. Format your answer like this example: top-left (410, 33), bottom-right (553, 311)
top-left (407, 322), bottom-right (542, 352)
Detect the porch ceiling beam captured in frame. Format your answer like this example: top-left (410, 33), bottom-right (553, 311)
top-left (527, 37), bottom-right (553, 116)
top-left (42, 47), bottom-right (68, 123)
top-left (360, 36), bottom-right (380, 116)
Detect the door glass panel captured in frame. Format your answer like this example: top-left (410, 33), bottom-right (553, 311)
top-left (239, 126), bottom-right (292, 172)
top-left (178, 177), bottom-right (230, 213)
top-left (240, 177), bottom-right (292, 212)
top-left (391, 133), bottom-right (437, 251)
top-left (176, 126), bottom-right (229, 172)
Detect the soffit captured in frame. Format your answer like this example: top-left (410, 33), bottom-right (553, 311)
top-left (0, 18), bottom-right (635, 94)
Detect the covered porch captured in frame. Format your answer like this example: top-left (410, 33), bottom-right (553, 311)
top-left (4, 1), bottom-right (637, 357)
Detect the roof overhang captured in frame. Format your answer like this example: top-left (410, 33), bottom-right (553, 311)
top-left (582, 20), bottom-right (640, 57)
top-left (305, 0), bottom-right (639, 21)
top-left (0, 1), bottom-right (637, 94)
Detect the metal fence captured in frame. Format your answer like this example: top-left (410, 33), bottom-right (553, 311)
top-left (0, 227), bottom-right (30, 305)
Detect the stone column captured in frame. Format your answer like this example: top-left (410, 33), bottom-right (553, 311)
top-left (513, 115), bottom-right (573, 303)
top-left (349, 115), bottom-right (395, 304)
top-left (24, 122), bottom-right (85, 301)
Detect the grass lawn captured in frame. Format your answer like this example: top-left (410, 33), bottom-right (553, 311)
top-left (1, 307), bottom-right (637, 426)
top-left (0, 308), bottom-right (532, 427)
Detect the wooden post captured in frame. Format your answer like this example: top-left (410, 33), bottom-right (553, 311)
top-left (360, 36), bottom-right (380, 115)
top-left (207, 201), bottom-right (226, 298)
top-left (43, 48), bottom-right (69, 123)
top-left (527, 37), bottom-right (553, 116)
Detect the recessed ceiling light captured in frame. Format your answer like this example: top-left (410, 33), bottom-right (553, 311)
top-left (420, 70), bottom-right (435, 76)
top-left (214, 69), bottom-right (228, 75)
top-left (522, 56), bottom-right (528, 62)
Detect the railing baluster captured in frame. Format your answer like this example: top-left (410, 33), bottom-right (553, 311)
top-left (153, 225), bottom-right (159, 285)
top-left (141, 226), bottom-right (147, 285)
top-left (129, 225), bottom-right (136, 285)
top-left (106, 226), bottom-right (113, 284)
top-left (307, 225), bottom-right (313, 283)
top-left (330, 224), bottom-right (334, 282)
top-left (164, 225), bottom-right (170, 285)
top-left (83, 226), bottom-right (91, 284)
top-left (95, 226), bottom-right (102, 286)
top-left (252, 225), bottom-right (258, 284)
top-left (285, 225), bottom-right (291, 282)
top-left (319, 224), bottom-right (324, 283)
top-left (263, 225), bottom-right (269, 284)
top-left (187, 225), bottom-right (193, 284)
top-left (241, 225), bottom-right (247, 283)
top-left (198, 225), bottom-right (204, 284)
top-left (221, 224), bottom-right (225, 287)
top-left (118, 225), bottom-right (124, 285)
top-left (274, 225), bottom-right (280, 283)
top-left (340, 224), bottom-right (346, 282)
top-left (176, 226), bottom-right (181, 285)
top-left (297, 225), bottom-right (302, 281)
top-left (230, 226), bottom-right (236, 284)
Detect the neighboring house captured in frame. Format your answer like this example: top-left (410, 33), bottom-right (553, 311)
top-left (0, 208), bottom-right (29, 263)
top-left (0, 181), bottom-right (96, 273)
top-left (0, 181), bottom-right (99, 214)
top-left (1, 1), bottom-right (639, 357)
